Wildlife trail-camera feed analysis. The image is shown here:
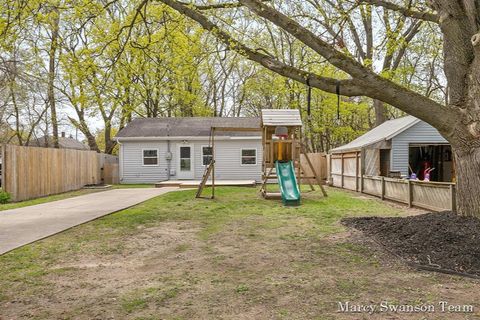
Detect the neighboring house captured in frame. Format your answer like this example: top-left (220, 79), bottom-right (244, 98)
top-left (29, 132), bottom-right (90, 151)
top-left (330, 116), bottom-right (453, 182)
top-left (115, 117), bottom-right (263, 183)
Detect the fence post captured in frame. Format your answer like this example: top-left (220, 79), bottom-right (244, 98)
top-left (355, 151), bottom-right (359, 192)
top-left (450, 184), bottom-right (456, 213)
top-left (407, 180), bottom-right (412, 207)
top-left (328, 154), bottom-right (332, 185)
top-left (381, 176), bottom-right (385, 200)
top-left (341, 153), bottom-right (344, 189)
top-left (360, 149), bottom-right (364, 193)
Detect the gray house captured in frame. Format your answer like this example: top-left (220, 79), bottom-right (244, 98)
top-left (115, 117), bottom-right (263, 184)
top-left (330, 116), bottom-right (453, 182)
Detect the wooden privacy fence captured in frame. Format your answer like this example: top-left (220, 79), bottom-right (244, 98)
top-left (330, 152), bottom-right (456, 212)
top-left (300, 152), bottom-right (327, 183)
top-left (98, 153), bottom-right (119, 185)
top-left (0, 144), bottom-right (119, 202)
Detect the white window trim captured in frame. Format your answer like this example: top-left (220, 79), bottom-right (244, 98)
top-left (201, 145), bottom-right (213, 167)
top-left (240, 148), bottom-right (257, 166)
top-left (177, 144), bottom-right (194, 176)
top-left (142, 148), bottom-right (159, 167)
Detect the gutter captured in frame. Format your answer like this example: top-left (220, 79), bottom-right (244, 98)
top-left (115, 136), bottom-right (261, 142)
top-left (116, 139), bottom-right (124, 183)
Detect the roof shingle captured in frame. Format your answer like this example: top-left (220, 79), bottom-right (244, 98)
top-left (116, 117), bottom-right (261, 138)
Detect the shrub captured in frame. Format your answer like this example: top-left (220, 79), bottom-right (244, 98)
top-left (0, 190), bottom-right (10, 204)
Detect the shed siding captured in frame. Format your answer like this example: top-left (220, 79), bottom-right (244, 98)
top-left (391, 121), bottom-right (448, 176)
top-left (120, 139), bottom-right (262, 183)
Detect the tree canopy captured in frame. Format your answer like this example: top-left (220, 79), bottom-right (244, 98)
top-left (0, 0), bottom-right (444, 153)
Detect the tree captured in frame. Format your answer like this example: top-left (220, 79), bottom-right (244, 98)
top-left (157, 0), bottom-right (479, 216)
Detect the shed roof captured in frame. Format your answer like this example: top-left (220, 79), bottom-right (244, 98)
top-left (330, 115), bottom-right (420, 153)
top-left (261, 109), bottom-right (302, 126)
top-left (116, 117), bottom-right (261, 138)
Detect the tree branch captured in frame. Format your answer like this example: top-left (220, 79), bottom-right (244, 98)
top-left (158, 0), bottom-right (454, 135)
top-left (157, 0), bottom-right (368, 96)
top-left (177, 0), bottom-right (270, 10)
top-left (237, 0), bottom-right (453, 131)
top-left (356, 0), bottom-right (439, 23)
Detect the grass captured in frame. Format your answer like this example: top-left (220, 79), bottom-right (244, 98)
top-left (0, 184), bottom-right (154, 211)
top-left (1, 187), bottom-right (478, 319)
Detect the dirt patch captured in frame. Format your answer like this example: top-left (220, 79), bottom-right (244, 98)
top-left (342, 211), bottom-right (480, 276)
top-left (3, 188), bottom-right (480, 319)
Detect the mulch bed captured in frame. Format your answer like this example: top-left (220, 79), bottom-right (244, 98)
top-left (342, 212), bottom-right (480, 277)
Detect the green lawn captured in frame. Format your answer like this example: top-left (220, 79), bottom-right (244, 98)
top-left (0, 187), bottom-right (478, 319)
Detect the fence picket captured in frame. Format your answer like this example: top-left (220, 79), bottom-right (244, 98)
top-left (2, 145), bottom-right (118, 202)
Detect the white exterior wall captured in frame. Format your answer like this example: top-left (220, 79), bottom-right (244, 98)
top-left (390, 121), bottom-right (448, 176)
top-left (119, 138), bottom-right (262, 183)
top-left (119, 141), bottom-right (170, 183)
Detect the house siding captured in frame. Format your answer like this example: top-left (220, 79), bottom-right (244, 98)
top-left (390, 121), bottom-right (448, 176)
top-left (119, 138), bottom-right (262, 183)
top-left (120, 141), bottom-right (169, 183)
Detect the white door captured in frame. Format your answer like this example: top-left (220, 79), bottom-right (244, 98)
top-left (177, 144), bottom-right (194, 179)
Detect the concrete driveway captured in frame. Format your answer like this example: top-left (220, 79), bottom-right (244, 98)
top-left (0, 188), bottom-right (178, 255)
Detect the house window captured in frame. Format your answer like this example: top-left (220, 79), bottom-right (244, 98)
top-left (241, 149), bottom-right (257, 165)
top-left (143, 149), bottom-right (158, 166)
top-left (202, 146), bottom-right (213, 166)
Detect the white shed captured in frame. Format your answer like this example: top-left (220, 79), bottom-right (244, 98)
top-left (330, 116), bottom-right (453, 183)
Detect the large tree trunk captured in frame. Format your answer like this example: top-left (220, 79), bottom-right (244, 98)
top-left (453, 44), bottom-right (480, 216)
top-left (47, 9), bottom-right (60, 148)
top-left (373, 99), bottom-right (386, 126)
top-left (453, 145), bottom-right (480, 216)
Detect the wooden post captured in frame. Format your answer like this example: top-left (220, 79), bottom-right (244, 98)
top-left (262, 126), bottom-right (266, 176)
top-left (341, 153), bottom-right (344, 188)
top-left (211, 128), bottom-right (215, 199)
top-left (450, 184), bottom-right (456, 213)
top-left (270, 139), bottom-right (274, 168)
top-left (355, 151), bottom-right (359, 192)
top-left (292, 130), bottom-right (298, 186)
top-left (328, 153), bottom-right (332, 185)
top-left (407, 180), bottom-right (412, 207)
top-left (360, 149), bottom-right (365, 193)
top-left (381, 176), bottom-right (385, 200)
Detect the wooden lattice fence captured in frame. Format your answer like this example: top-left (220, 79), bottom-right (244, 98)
top-left (329, 152), bottom-right (456, 212)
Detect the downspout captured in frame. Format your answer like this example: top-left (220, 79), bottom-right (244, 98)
top-left (117, 138), bottom-right (124, 183)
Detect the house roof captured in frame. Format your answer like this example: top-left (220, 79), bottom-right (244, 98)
top-left (261, 109), bottom-right (302, 126)
top-left (330, 115), bottom-right (420, 153)
top-left (30, 136), bottom-right (90, 150)
top-left (116, 117), bottom-right (261, 139)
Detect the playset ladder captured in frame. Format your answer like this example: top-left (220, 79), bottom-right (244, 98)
top-left (196, 159), bottom-right (215, 199)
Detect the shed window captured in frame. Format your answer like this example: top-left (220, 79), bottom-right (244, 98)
top-left (143, 149), bottom-right (158, 166)
top-left (202, 146), bottom-right (213, 166)
top-left (241, 149), bottom-right (257, 165)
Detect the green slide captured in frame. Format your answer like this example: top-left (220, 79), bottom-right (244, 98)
top-left (275, 161), bottom-right (301, 206)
